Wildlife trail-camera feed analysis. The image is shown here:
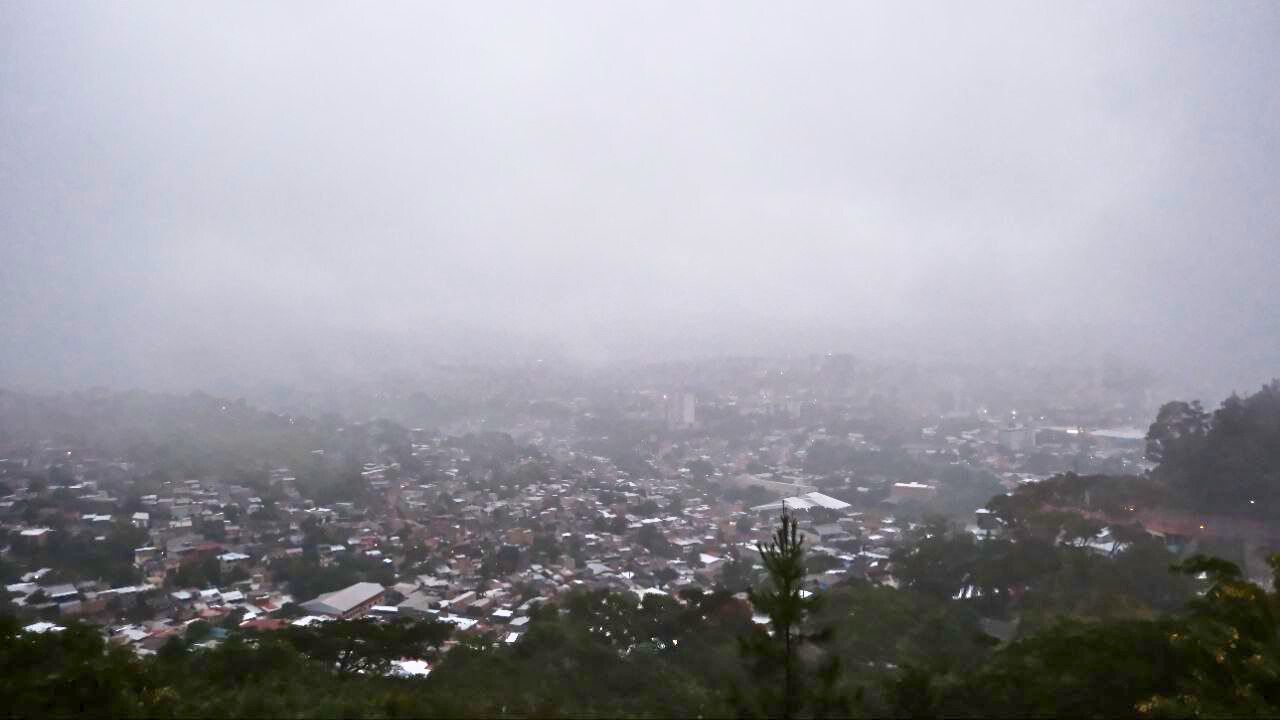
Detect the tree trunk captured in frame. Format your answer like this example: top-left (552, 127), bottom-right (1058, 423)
top-left (784, 623), bottom-right (793, 720)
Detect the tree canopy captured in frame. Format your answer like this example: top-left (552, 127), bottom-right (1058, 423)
top-left (1148, 380), bottom-right (1280, 519)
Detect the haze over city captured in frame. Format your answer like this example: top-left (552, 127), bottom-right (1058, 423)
top-left (3, 2), bottom-right (1279, 399)
top-left (8, 3), bottom-right (1280, 717)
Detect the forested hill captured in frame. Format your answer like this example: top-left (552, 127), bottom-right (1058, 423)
top-left (1146, 380), bottom-right (1280, 521)
top-left (0, 388), bottom-right (426, 480)
top-left (0, 389), bottom-right (330, 455)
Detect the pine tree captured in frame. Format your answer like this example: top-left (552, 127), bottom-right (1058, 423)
top-left (745, 512), bottom-right (833, 719)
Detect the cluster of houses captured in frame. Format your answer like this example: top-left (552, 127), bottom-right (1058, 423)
top-left (1, 365), bottom-right (1159, 666)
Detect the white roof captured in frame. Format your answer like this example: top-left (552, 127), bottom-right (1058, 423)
top-left (390, 659), bottom-right (431, 677)
top-left (438, 614), bottom-right (478, 631)
top-left (632, 586), bottom-right (668, 601)
top-left (45, 584), bottom-right (78, 598)
top-left (752, 491), bottom-right (850, 513)
top-left (801, 492), bottom-right (851, 510)
top-left (20, 568), bottom-right (52, 582)
top-left (303, 582), bottom-right (384, 615)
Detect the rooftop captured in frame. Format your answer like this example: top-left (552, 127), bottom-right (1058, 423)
top-left (302, 582), bottom-right (385, 616)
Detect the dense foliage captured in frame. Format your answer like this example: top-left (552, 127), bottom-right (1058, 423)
top-left (1148, 381), bottom-right (1280, 519)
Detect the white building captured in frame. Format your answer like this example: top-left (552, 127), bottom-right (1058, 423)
top-left (752, 491), bottom-right (851, 514)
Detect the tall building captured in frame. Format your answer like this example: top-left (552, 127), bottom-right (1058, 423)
top-left (664, 392), bottom-right (696, 430)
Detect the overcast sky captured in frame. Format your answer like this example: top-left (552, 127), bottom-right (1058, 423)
top-left (2, 1), bottom-right (1278, 396)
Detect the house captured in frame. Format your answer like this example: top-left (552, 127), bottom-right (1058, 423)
top-left (810, 523), bottom-right (851, 544)
top-left (240, 617), bottom-right (289, 632)
top-left (300, 582), bottom-right (385, 620)
top-left (443, 590), bottom-right (476, 610)
top-left (18, 527), bottom-right (52, 547)
top-left (43, 584), bottom-right (80, 603)
top-left (397, 590), bottom-right (442, 617)
top-left (134, 546), bottom-right (159, 567)
top-left (218, 552), bottom-right (251, 574)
